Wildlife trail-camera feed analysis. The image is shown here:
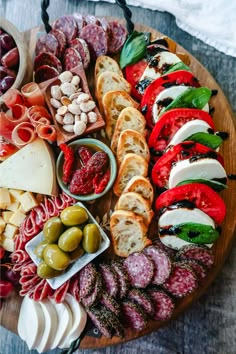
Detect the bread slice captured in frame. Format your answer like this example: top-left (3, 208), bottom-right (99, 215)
top-left (110, 210), bottom-right (152, 257)
top-left (102, 91), bottom-right (139, 139)
top-left (94, 56), bottom-right (123, 85)
top-left (111, 107), bottom-right (146, 154)
top-left (113, 153), bottom-right (148, 196)
top-left (123, 176), bottom-right (154, 207)
top-left (116, 129), bottom-right (150, 165)
top-left (115, 192), bottom-right (154, 225)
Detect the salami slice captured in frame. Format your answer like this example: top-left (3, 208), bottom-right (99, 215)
top-left (49, 29), bottom-right (66, 58)
top-left (152, 237), bottom-right (177, 260)
top-left (68, 275), bottom-right (80, 302)
top-left (176, 245), bottom-right (214, 269)
top-left (178, 260), bottom-right (207, 283)
top-left (80, 24), bottom-right (108, 59)
top-left (102, 307), bottom-right (124, 338)
top-left (123, 252), bottom-right (154, 288)
top-left (81, 274), bottom-right (102, 308)
top-left (85, 15), bottom-right (101, 26)
top-left (100, 18), bottom-right (111, 36)
top-left (127, 288), bottom-right (154, 316)
top-left (35, 33), bottom-right (59, 57)
top-left (99, 263), bottom-right (119, 298)
top-left (163, 262), bottom-right (198, 298)
top-left (69, 38), bottom-right (90, 69)
top-left (87, 306), bottom-right (113, 338)
top-left (62, 47), bottom-right (82, 71)
top-left (73, 13), bottom-right (87, 36)
top-left (53, 15), bottom-right (78, 43)
top-left (108, 21), bottom-right (128, 54)
top-left (112, 261), bottom-right (130, 298)
top-left (79, 263), bottom-right (97, 298)
top-left (143, 245), bottom-right (171, 285)
top-left (148, 288), bottom-right (175, 321)
top-left (100, 292), bottom-right (121, 316)
top-left (121, 300), bottom-right (147, 331)
top-left (34, 65), bottom-right (59, 84)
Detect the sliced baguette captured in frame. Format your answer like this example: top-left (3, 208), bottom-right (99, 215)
top-left (94, 56), bottom-right (123, 85)
top-left (115, 192), bottom-right (154, 226)
top-left (122, 176), bottom-right (154, 207)
top-left (116, 129), bottom-right (150, 165)
top-left (110, 210), bottom-right (152, 257)
top-left (102, 91), bottom-right (139, 139)
top-left (113, 153), bottom-right (148, 196)
top-left (111, 107), bottom-right (146, 154)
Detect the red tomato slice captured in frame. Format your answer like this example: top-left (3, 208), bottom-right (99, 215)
top-left (155, 183), bottom-right (226, 225)
top-left (151, 141), bottom-right (224, 188)
top-left (125, 59), bottom-right (147, 101)
top-left (148, 108), bottom-right (215, 159)
top-left (140, 70), bottom-right (200, 127)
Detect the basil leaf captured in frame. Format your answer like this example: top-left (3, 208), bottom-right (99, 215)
top-left (169, 222), bottom-right (219, 244)
top-left (161, 87), bottom-right (212, 114)
top-left (185, 132), bottom-right (223, 149)
top-left (120, 31), bottom-right (147, 69)
top-left (176, 178), bottom-right (228, 192)
top-left (164, 62), bottom-right (191, 74)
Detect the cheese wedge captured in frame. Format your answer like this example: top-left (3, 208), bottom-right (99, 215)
top-left (0, 138), bottom-right (58, 196)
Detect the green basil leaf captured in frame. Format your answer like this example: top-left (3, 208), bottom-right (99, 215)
top-left (185, 132), bottom-right (223, 149)
top-left (176, 178), bottom-right (228, 192)
top-left (164, 62), bottom-right (191, 74)
top-left (120, 31), bottom-right (147, 69)
top-left (169, 222), bottom-right (219, 244)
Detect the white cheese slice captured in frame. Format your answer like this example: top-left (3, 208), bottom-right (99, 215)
top-left (167, 119), bottom-right (212, 147)
top-left (169, 158), bottom-right (227, 189)
top-left (0, 138), bottom-right (58, 196)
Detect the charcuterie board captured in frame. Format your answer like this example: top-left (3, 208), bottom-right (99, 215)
top-left (0, 17), bottom-right (236, 351)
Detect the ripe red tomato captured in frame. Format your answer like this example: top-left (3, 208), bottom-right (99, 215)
top-left (125, 59), bottom-right (147, 101)
top-left (155, 183), bottom-right (226, 225)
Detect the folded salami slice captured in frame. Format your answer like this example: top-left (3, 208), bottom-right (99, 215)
top-left (143, 245), bottom-right (171, 285)
top-left (53, 15), bottom-right (78, 43)
top-left (34, 65), bottom-right (59, 84)
top-left (177, 260), bottom-right (207, 283)
top-left (176, 245), bottom-right (214, 269)
top-left (121, 300), bottom-right (147, 331)
top-left (35, 33), bottom-right (59, 57)
top-left (108, 21), bottom-right (128, 54)
top-left (148, 288), bottom-right (175, 321)
top-left (124, 252), bottom-right (154, 288)
top-left (99, 263), bottom-right (119, 298)
top-left (127, 288), bottom-right (154, 316)
top-left (79, 263), bottom-right (97, 298)
top-left (100, 292), bottom-right (121, 317)
top-left (69, 38), bottom-right (90, 69)
top-left (49, 29), bottom-right (66, 58)
top-left (163, 262), bottom-right (198, 298)
top-left (81, 274), bottom-right (102, 308)
top-left (87, 306), bottom-right (113, 338)
top-left (34, 52), bottom-right (62, 73)
top-left (80, 24), bottom-right (108, 59)
top-left (112, 261), bottom-right (129, 298)
top-left (62, 47), bottom-right (83, 71)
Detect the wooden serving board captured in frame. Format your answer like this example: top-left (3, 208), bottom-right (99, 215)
top-left (0, 19), bottom-right (236, 350)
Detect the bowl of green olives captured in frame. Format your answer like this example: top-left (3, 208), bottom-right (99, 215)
top-left (25, 202), bottom-right (110, 289)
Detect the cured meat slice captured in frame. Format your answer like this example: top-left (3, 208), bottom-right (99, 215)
top-left (85, 14), bottom-right (101, 26)
top-left (99, 263), bottom-right (119, 298)
top-left (10, 250), bottom-right (30, 264)
top-left (36, 124), bottom-right (57, 142)
top-left (53, 15), bottom-right (78, 43)
top-left (87, 306), bottom-right (113, 338)
top-left (81, 274), bottom-right (102, 308)
top-left (80, 24), bottom-right (108, 59)
top-left (152, 237), bottom-right (177, 259)
top-left (100, 292), bottom-right (121, 316)
top-left (79, 263), bottom-right (97, 298)
top-left (143, 245), bottom-right (171, 285)
top-left (69, 38), bottom-right (90, 69)
top-left (34, 52), bottom-right (62, 73)
top-left (148, 288), bottom-right (175, 321)
top-left (68, 275), bottom-right (80, 302)
top-left (102, 307), bottom-right (124, 338)
top-left (121, 300), bottom-right (147, 331)
top-left (123, 252), bottom-right (154, 288)
top-left (112, 261), bottom-right (129, 298)
top-left (62, 47), bottom-right (82, 71)
top-left (49, 29), bottom-right (66, 58)
top-left (108, 21), bottom-right (128, 54)
top-left (35, 33), bottom-right (59, 56)
top-left (100, 18), bottom-right (111, 36)
top-left (54, 279), bottom-right (70, 303)
top-left (20, 210), bottom-right (41, 239)
top-left (127, 288), bottom-right (154, 316)
top-left (163, 262), bottom-right (198, 298)
top-left (176, 245), bottom-right (214, 269)
top-left (32, 278), bottom-right (46, 301)
top-left (34, 65), bottom-right (59, 84)
top-left (178, 260), bottom-right (207, 283)
top-left (73, 13), bottom-right (86, 36)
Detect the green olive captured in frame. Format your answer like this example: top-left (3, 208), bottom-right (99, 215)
top-left (58, 227), bottom-right (83, 252)
top-left (34, 240), bottom-right (48, 259)
top-left (69, 245), bottom-right (85, 261)
top-left (82, 223), bottom-right (101, 253)
top-left (37, 261), bottom-right (63, 279)
top-left (43, 217), bottom-right (64, 243)
top-left (43, 244), bottom-right (70, 271)
top-left (60, 206), bottom-right (88, 226)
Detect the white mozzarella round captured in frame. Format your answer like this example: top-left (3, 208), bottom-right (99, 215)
top-left (169, 158), bottom-right (227, 189)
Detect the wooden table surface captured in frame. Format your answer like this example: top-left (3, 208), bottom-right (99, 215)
top-left (1, 1), bottom-right (236, 353)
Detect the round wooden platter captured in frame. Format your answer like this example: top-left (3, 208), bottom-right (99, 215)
top-left (0, 19), bottom-right (236, 350)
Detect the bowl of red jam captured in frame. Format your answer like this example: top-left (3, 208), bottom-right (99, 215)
top-left (56, 138), bottom-right (117, 201)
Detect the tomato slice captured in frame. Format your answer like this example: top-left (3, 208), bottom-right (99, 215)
top-left (125, 59), bottom-right (147, 101)
top-left (148, 108), bottom-right (215, 159)
top-left (155, 183), bottom-right (226, 225)
top-left (151, 141), bottom-right (224, 188)
top-left (140, 70), bottom-right (200, 127)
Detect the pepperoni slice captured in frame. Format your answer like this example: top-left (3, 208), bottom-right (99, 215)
top-left (124, 252), bottom-right (154, 288)
top-left (34, 52), bottom-right (62, 73)
top-left (35, 33), bottom-right (59, 56)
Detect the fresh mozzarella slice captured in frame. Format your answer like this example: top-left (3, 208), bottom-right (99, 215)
top-left (18, 295), bottom-right (45, 349)
top-left (139, 51), bottom-right (181, 83)
top-left (169, 158), bottom-right (227, 189)
top-left (158, 207), bottom-right (214, 250)
top-left (59, 294), bottom-right (87, 349)
top-left (167, 119), bottom-right (212, 147)
top-left (152, 86), bottom-right (209, 123)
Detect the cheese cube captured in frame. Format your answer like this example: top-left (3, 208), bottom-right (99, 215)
top-left (0, 188), bottom-right (11, 209)
top-left (1, 236), bottom-right (15, 252)
top-left (9, 189), bottom-right (24, 201)
top-left (7, 201), bottom-right (20, 212)
top-left (2, 211), bottom-right (14, 223)
top-left (19, 192), bottom-right (38, 212)
top-left (0, 217), bottom-right (6, 233)
top-left (18, 204), bottom-right (26, 213)
top-left (3, 223), bottom-right (18, 239)
top-left (9, 210), bottom-right (26, 227)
